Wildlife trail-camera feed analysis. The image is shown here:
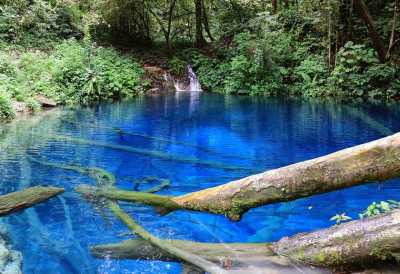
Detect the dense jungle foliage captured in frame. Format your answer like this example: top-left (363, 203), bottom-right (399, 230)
top-left (0, 0), bottom-right (399, 120)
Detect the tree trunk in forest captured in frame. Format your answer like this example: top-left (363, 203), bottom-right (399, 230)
top-left (91, 209), bottom-right (400, 271)
top-left (202, 0), bottom-right (214, 41)
top-left (338, 0), bottom-right (353, 47)
top-left (272, 0), bottom-right (278, 13)
top-left (195, 0), bottom-right (207, 47)
top-left (353, 0), bottom-right (387, 62)
top-left (387, 0), bottom-right (399, 58)
top-left (283, 0), bottom-right (289, 9)
top-left (0, 186), bottom-right (64, 216)
top-left (77, 132), bottom-right (400, 221)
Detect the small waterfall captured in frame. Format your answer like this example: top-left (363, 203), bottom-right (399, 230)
top-left (187, 65), bottom-right (202, 92)
top-left (166, 65), bottom-right (202, 92)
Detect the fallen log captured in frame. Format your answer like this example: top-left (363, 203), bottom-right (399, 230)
top-left (77, 132), bottom-right (400, 220)
top-left (108, 201), bottom-right (228, 274)
top-left (91, 209), bottom-right (400, 272)
top-left (0, 186), bottom-right (64, 216)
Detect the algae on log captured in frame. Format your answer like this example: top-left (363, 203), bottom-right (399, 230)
top-left (273, 208), bottom-right (400, 267)
top-left (0, 186), bottom-right (64, 216)
top-left (91, 209), bottom-right (400, 271)
top-left (77, 133), bottom-right (400, 220)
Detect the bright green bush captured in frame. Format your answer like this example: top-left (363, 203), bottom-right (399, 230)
top-left (0, 92), bottom-right (15, 121)
top-left (51, 40), bottom-right (144, 104)
top-left (0, 0), bottom-right (81, 47)
top-left (293, 55), bottom-right (329, 97)
top-left (190, 32), bottom-right (285, 95)
top-left (168, 56), bottom-right (187, 75)
top-left (0, 39), bottom-right (145, 121)
top-left (328, 42), bottom-right (400, 98)
top-left (190, 11), bottom-right (400, 100)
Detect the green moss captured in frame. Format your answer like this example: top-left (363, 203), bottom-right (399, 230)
top-left (314, 251), bottom-right (327, 264)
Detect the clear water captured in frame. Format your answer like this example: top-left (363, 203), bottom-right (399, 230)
top-left (1, 93), bottom-right (400, 274)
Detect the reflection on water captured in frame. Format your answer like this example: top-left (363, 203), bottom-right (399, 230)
top-left (0, 93), bottom-right (400, 273)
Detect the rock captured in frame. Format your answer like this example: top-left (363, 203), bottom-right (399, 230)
top-left (0, 224), bottom-right (22, 274)
top-left (35, 95), bottom-right (57, 108)
top-left (143, 65), bottom-right (165, 75)
top-left (11, 101), bottom-right (28, 114)
top-left (145, 87), bottom-right (162, 96)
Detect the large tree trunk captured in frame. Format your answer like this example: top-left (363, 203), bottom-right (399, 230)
top-left (77, 132), bottom-right (400, 221)
top-left (0, 186), bottom-right (64, 216)
top-left (195, 0), bottom-right (207, 47)
top-left (202, 0), bottom-right (214, 41)
top-left (91, 209), bottom-right (400, 272)
top-left (353, 0), bottom-right (387, 62)
top-left (272, 0), bottom-right (278, 13)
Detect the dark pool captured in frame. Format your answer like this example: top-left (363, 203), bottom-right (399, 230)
top-left (1, 92), bottom-right (400, 273)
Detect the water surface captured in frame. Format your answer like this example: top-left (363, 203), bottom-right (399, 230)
top-left (1, 93), bottom-right (400, 273)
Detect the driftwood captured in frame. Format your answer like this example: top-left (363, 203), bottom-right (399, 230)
top-left (77, 132), bottom-right (400, 220)
top-left (0, 186), bottom-right (64, 216)
top-left (92, 209), bottom-right (400, 272)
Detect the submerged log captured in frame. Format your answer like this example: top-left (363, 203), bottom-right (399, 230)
top-left (91, 209), bottom-right (400, 271)
top-left (107, 200), bottom-right (227, 274)
top-left (0, 186), bottom-right (64, 216)
top-left (77, 133), bottom-right (400, 220)
top-left (48, 135), bottom-right (254, 172)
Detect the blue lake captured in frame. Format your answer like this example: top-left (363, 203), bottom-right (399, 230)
top-left (0, 92), bottom-right (400, 273)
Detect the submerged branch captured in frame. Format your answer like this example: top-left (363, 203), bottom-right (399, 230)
top-left (0, 186), bottom-right (64, 216)
top-left (61, 119), bottom-right (252, 161)
top-left (78, 133), bottom-right (400, 220)
top-left (47, 135), bottom-right (254, 171)
top-left (107, 201), bottom-right (228, 274)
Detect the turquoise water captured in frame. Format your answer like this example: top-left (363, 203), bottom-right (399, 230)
top-left (0, 93), bottom-right (400, 273)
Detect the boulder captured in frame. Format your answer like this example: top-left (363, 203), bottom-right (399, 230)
top-left (35, 95), bottom-right (57, 108)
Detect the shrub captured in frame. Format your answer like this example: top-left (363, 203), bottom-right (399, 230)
top-left (0, 92), bottom-right (15, 121)
top-left (0, 0), bottom-right (82, 47)
top-left (328, 42), bottom-right (400, 99)
top-left (191, 32), bottom-right (285, 95)
top-left (0, 39), bottom-right (145, 117)
top-left (52, 40), bottom-right (144, 104)
top-left (169, 56), bottom-right (187, 75)
top-left (293, 55), bottom-right (329, 97)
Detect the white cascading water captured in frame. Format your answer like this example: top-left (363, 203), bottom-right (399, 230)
top-left (187, 65), bottom-right (202, 92)
top-left (168, 65), bottom-right (202, 92)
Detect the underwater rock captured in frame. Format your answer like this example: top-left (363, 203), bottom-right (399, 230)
top-left (0, 224), bottom-right (22, 274)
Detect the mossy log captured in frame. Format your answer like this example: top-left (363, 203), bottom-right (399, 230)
top-left (91, 209), bottom-right (400, 272)
top-left (77, 133), bottom-right (400, 220)
top-left (0, 186), bottom-right (64, 216)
